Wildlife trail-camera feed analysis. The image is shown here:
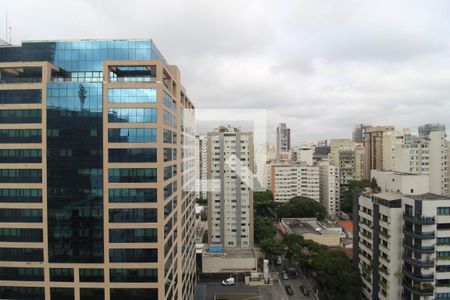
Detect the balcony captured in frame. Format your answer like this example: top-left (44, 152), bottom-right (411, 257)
top-left (403, 268), bottom-right (434, 282)
top-left (403, 243), bottom-right (435, 254)
top-left (403, 227), bottom-right (435, 239)
top-left (403, 214), bottom-right (435, 225)
top-left (403, 256), bottom-right (434, 268)
top-left (402, 283), bottom-right (434, 297)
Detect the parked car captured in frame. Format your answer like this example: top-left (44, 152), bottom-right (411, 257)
top-left (285, 285), bottom-right (294, 296)
top-left (287, 266), bottom-right (298, 277)
top-left (282, 271), bottom-right (289, 280)
top-left (222, 277), bottom-right (235, 286)
top-left (300, 285), bottom-right (310, 296)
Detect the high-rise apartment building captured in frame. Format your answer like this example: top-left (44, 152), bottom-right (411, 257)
top-left (290, 145), bottom-right (314, 166)
top-left (276, 123), bottom-right (290, 159)
top-left (363, 126), bottom-right (395, 179)
top-left (353, 124), bottom-right (371, 143)
top-left (195, 135), bottom-right (208, 200)
top-left (329, 139), bottom-right (364, 185)
top-left (207, 126), bottom-right (254, 248)
top-left (319, 163), bottom-right (340, 217)
top-left (0, 40), bottom-right (196, 300)
top-left (271, 163), bottom-right (320, 203)
top-left (395, 129), bottom-right (448, 196)
top-left (418, 123), bottom-right (446, 138)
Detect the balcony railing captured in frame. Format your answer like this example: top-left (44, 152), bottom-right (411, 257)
top-left (403, 268), bottom-right (434, 282)
top-left (403, 243), bottom-right (435, 253)
top-left (403, 227), bottom-right (435, 239)
top-left (403, 214), bottom-right (435, 225)
top-left (402, 283), bottom-right (434, 296)
top-left (403, 256), bottom-right (434, 268)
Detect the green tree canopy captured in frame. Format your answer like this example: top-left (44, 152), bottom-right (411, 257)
top-left (254, 216), bottom-right (277, 244)
top-left (260, 238), bottom-right (285, 262)
top-left (276, 196), bottom-right (326, 219)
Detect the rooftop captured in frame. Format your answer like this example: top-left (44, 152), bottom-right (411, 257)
top-left (281, 218), bottom-right (341, 235)
top-left (336, 221), bottom-right (353, 233)
top-left (203, 247), bottom-right (256, 259)
top-left (406, 193), bottom-right (450, 201)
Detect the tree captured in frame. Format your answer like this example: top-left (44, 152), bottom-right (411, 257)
top-left (254, 190), bottom-right (275, 217)
top-left (276, 196), bottom-right (326, 219)
top-left (260, 238), bottom-right (285, 262)
top-left (254, 216), bottom-right (277, 244)
top-left (341, 178), bottom-right (380, 215)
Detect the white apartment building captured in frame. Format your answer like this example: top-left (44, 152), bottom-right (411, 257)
top-left (395, 130), bottom-right (448, 196)
top-left (402, 194), bottom-right (450, 300)
top-left (371, 170), bottom-right (429, 195)
top-left (195, 135), bottom-right (208, 200)
top-left (271, 163), bottom-right (320, 203)
top-left (355, 192), bottom-right (403, 300)
top-left (319, 163), bottom-right (340, 217)
top-left (290, 145), bottom-right (314, 166)
top-left (207, 126), bottom-right (254, 248)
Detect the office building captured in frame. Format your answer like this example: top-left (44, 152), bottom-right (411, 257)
top-left (319, 163), bottom-right (340, 217)
top-left (276, 123), bottom-right (290, 159)
top-left (0, 39), bottom-right (196, 300)
top-left (207, 126), bottom-right (254, 248)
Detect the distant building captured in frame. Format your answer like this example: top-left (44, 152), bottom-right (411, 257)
top-left (207, 126), bottom-right (254, 248)
top-left (319, 163), bottom-right (340, 218)
top-left (271, 163), bottom-right (320, 203)
top-left (418, 123), bottom-right (446, 138)
top-left (363, 126), bottom-right (395, 179)
top-left (195, 135), bottom-right (208, 200)
top-left (313, 140), bottom-right (330, 162)
top-left (371, 170), bottom-right (429, 195)
top-left (290, 145), bottom-right (314, 166)
top-left (276, 123), bottom-right (291, 159)
top-left (330, 139), bottom-right (365, 185)
top-left (353, 124), bottom-right (371, 143)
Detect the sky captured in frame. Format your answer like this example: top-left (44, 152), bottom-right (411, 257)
top-left (2, 0), bottom-right (450, 145)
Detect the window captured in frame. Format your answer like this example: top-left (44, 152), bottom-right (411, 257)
top-left (109, 188), bottom-right (157, 203)
top-left (0, 267), bottom-right (44, 281)
top-left (108, 88), bottom-right (157, 103)
top-left (0, 129), bottom-right (41, 143)
top-left (108, 128), bottom-right (156, 143)
top-left (109, 208), bottom-right (157, 223)
top-left (109, 249), bottom-right (158, 263)
top-left (0, 109), bottom-right (41, 123)
top-left (109, 168), bottom-right (157, 183)
top-left (108, 108), bottom-right (156, 123)
top-left (0, 228), bottom-right (42, 242)
top-left (109, 148), bottom-right (156, 163)
top-left (0, 149), bottom-right (42, 163)
top-left (109, 228), bottom-right (157, 243)
top-left (79, 269), bottom-right (104, 282)
top-left (0, 189), bottom-right (42, 203)
top-left (438, 207), bottom-right (450, 215)
top-left (0, 89), bottom-right (42, 104)
top-left (0, 169), bottom-right (42, 183)
top-left (50, 268), bottom-right (74, 282)
top-left (110, 268), bottom-right (158, 282)
top-left (0, 209), bottom-right (42, 222)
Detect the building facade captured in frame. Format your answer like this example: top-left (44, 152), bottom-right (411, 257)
top-left (271, 163), bottom-right (320, 203)
top-left (207, 126), bottom-right (254, 248)
top-left (319, 163), bottom-right (340, 217)
top-left (353, 124), bottom-right (371, 144)
top-left (330, 139), bottom-right (364, 185)
top-left (194, 135), bottom-right (208, 201)
top-left (0, 40), bottom-right (196, 300)
top-left (276, 122), bottom-right (290, 159)
top-left (363, 126), bottom-right (395, 179)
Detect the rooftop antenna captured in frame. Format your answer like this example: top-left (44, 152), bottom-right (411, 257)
top-left (5, 11), bottom-right (7, 42)
top-left (8, 26), bottom-right (11, 44)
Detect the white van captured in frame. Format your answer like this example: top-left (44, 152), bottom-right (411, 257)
top-left (222, 277), bottom-right (235, 286)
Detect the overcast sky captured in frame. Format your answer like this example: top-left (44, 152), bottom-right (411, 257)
top-left (2, 0), bottom-right (450, 145)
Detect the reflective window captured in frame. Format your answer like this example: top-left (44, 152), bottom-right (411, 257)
top-left (0, 267), bottom-right (44, 281)
top-left (0, 109), bottom-right (41, 123)
top-left (163, 91), bottom-right (176, 112)
top-left (0, 149), bottom-right (41, 163)
top-left (50, 288), bottom-right (74, 300)
top-left (109, 228), bottom-right (157, 243)
top-left (50, 268), bottom-right (74, 282)
top-left (163, 110), bottom-right (176, 128)
top-left (0, 209), bottom-right (42, 222)
top-left (0, 286), bottom-right (44, 300)
top-left (80, 288), bottom-right (104, 300)
top-left (109, 249), bottom-right (158, 263)
top-left (79, 269), bottom-right (104, 282)
top-left (109, 148), bottom-right (156, 163)
top-left (0, 228), bottom-right (42, 242)
top-left (110, 268), bottom-right (157, 283)
top-left (0, 89), bottom-right (41, 104)
top-left (109, 188), bottom-right (157, 203)
top-left (108, 128), bottom-right (156, 143)
top-left (0, 189), bottom-right (42, 203)
top-left (108, 108), bottom-right (156, 123)
top-left (0, 169), bottom-right (42, 183)
top-left (109, 208), bottom-right (157, 223)
top-left (108, 88), bottom-right (157, 103)
top-left (109, 168), bottom-right (157, 183)
top-left (0, 248), bottom-right (43, 261)
top-left (0, 129), bottom-right (41, 143)
top-left (110, 288), bottom-right (158, 300)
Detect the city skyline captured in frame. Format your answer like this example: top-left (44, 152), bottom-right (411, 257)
top-left (2, 0), bottom-right (450, 142)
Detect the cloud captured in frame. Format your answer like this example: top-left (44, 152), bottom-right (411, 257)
top-left (3, 0), bottom-right (450, 143)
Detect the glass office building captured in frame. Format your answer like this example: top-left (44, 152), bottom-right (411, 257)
top-left (0, 40), bottom-right (196, 300)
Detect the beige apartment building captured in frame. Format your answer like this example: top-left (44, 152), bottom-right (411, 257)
top-left (0, 40), bottom-right (196, 300)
